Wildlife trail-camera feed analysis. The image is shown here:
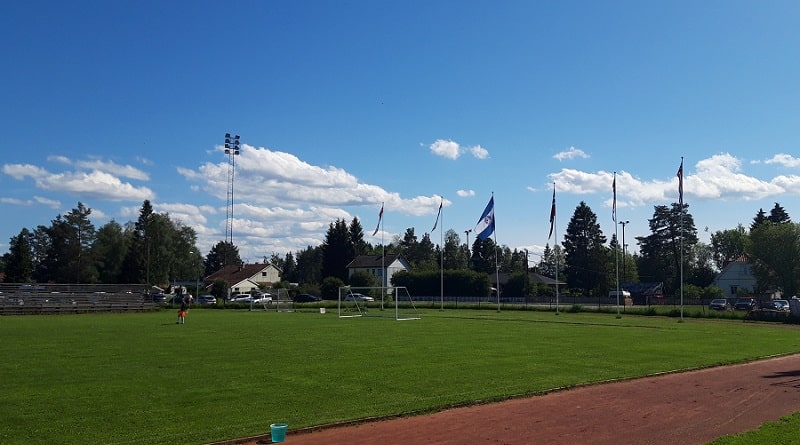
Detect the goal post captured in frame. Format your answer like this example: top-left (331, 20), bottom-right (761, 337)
top-left (337, 286), bottom-right (420, 320)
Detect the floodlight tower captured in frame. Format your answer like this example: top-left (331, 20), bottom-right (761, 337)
top-left (224, 133), bottom-right (240, 248)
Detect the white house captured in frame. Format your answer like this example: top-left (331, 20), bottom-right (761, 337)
top-left (712, 255), bottom-right (757, 300)
top-left (205, 263), bottom-right (282, 295)
top-left (346, 254), bottom-right (410, 287)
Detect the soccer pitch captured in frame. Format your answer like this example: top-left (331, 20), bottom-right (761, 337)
top-left (1, 309), bottom-right (799, 445)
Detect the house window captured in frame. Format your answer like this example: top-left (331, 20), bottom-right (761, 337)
top-left (262, 272), bottom-right (267, 277)
top-left (730, 285), bottom-right (738, 297)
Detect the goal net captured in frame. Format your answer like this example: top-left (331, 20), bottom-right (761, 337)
top-left (337, 286), bottom-right (420, 321)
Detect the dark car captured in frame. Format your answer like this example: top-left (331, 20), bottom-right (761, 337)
top-left (294, 294), bottom-right (322, 303)
top-left (709, 299), bottom-right (730, 311)
top-left (734, 298), bottom-right (758, 311)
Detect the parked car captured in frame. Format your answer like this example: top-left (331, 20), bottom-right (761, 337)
top-left (764, 299), bottom-right (790, 312)
top-left (197, 295), bottom-right (216, 306)
top-left (709, 299), bottom-right (730, 311)
top-left (230, 293), bottom-right (254, 303)
top-left (253, 293), bottom-right (272, 304)
top-left (344, 293), bottom-right (374, 302)
top-left (294, 294), bottom-right (322, 303)
top-left (151, 293), bottom-right (168, 304)
top-left (734, 298), bottom-right (758, 311)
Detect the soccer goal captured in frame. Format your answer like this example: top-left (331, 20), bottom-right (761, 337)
top-left (337, 286), bottom-right (420, 321)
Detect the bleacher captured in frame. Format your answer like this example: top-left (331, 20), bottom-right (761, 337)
top-left (0, 283), bottom-right (156, 315)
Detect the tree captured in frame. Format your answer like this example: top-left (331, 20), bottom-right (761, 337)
top-left (748, 222), bottom-right (800, 297)
top-left (768, 202), bottom-right (791, 224)
top-left (119, 200), bottom-right (155, 284)
top-left (636, 203), bottom-right (698, 295)
top-left (470, 237), bottom-right (497, 274)
top-left (321, 219), bottom-right (352, 282)
top-left (91, 220), bottom-right (128, 283)
top-left (710, 224), bottom-right (749, 270)
top-left (442, 229), bottom-right (468, 270)
top-left (3, 228), bottom-right (34, 283)
top-left (348, 217), bottom-right (369, 257)
top-left (205, 241), bottom-right (241, 276)
top-left (295, 245), bottom-right (323, 285)
top-left (751, 208), bottom-right (768, 231)
top-left (281, 251), bottom-right (297, 283)
top-left (562, 202), bottom-right (607, 297)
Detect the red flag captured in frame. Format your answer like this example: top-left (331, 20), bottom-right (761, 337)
top-left (612, 172), bottom-right (617, 223)
top-left (372, 203), bottom-right (383, 236)
top-left (548, 185), bottom-right (556, 240)
top-left (677, 159), bottom-right (684, 206)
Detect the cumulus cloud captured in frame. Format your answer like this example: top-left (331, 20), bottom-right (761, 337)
top-left (2, 163), bottom-right (154, 202)
top-left (764, 153), bottom-right (800, 168)
top-left (47, 155), bottom-right (150, 180)
top-left (457, 189), bottom-right (476, 198)
top-left (429, 139), bottom-right (490, 160)
top-left (548, 152), bottom-right (793, 213)
top-left (553, 146), bottom-right (589, 161)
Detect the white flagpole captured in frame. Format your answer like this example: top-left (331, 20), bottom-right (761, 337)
top-left (614, 172), bottom-right (620, 318)
top-left (554, 184), bottom-right (559, 315)
top-left (492, 195), bottom-right (500, 312)
top-left (679, 157), bottom-right (684, 321)
top-left (440, 204), bottom-right (444, 310)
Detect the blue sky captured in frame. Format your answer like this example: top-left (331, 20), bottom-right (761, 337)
top-left (2, 1), bottom-right (800, 264)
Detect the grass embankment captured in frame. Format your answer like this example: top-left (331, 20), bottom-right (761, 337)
top-left (1, 309), bottom-right (798, 445)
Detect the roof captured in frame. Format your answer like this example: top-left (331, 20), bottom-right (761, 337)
top-left (346, 254), bottom-right (405, 269)
top-left (205, 263), bottom-right (278, 285)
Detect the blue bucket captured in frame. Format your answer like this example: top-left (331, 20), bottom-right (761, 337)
top-left (270, 423), bottom-right (288, 443)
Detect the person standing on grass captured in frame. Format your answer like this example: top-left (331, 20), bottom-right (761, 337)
top-left (177, 295), bottom-right (188, 324)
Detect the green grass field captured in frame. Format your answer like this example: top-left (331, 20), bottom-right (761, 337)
top-left (1, 308), bottom-right (799, 445)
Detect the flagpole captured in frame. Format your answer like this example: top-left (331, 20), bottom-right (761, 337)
top-left (679, 157), bottom-right (684, 321)
top-left (491, 194), bottom-right (500, 312)
top-left (613, 172), bottom-right (620, 318)
top-left (440, 203), bottom-right (444, 311)
top-left (551, 183), bottom-right (559, 315)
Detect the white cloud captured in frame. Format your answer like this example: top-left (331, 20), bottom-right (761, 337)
top-left (46, 155), bottom-right (150, 180)
top-left (764, 153), bottom-right (800, 168)
top-left (549, 152), bottom-right (793, 213)
top-left (34, 196), bottom-right (61, 209)
top-left (553, 146), bottom-right (589, 161)
top-left (430, 139), bottom-right (462, 159)
top-left (429, 139), bottom-right (489, 160)
top-left (0, 197), bottom-right (33, 206)
top-left (470, 145), bottom-right (489, 159)
top-left (2, 163), bottom-right (154, 202)
top-left (457, 189), bottom-right (476, 197)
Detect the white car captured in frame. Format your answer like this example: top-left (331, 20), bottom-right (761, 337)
top-left (253, 293), bottom-right (272, 304)
top-left (344, 293), bottom-right (374, 302)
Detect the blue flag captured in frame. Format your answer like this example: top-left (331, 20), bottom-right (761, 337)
top-left (474, 196), bottom-right (495, 240)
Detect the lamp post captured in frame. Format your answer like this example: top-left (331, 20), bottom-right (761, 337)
top-left (618, 220), bottom-right (629, 283)
top-left (464, 229), bottom-right (472, 266)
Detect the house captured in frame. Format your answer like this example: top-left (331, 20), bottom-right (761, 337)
top-left (712, 255), bottom-right (757, 300)
top-left (346, 254), bottom-right (410, 287)
top-left (205, 263), bottom-right (282, 295)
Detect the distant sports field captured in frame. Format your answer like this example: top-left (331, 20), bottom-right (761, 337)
top-left (2, 309), bottom-right (799, 445)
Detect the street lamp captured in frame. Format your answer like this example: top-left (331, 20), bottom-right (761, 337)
top-left (618, 220), bottom-right (629, 283)
top-left (464, 229), bottom-right (472, 265)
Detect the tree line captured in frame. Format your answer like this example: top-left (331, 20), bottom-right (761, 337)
top-left (2, 199), bottom-right (799, 301)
